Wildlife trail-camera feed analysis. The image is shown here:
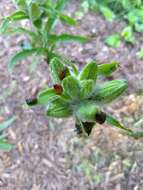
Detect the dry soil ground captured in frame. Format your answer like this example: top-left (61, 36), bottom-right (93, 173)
top-left (0, 1), bottom-right (143, 190)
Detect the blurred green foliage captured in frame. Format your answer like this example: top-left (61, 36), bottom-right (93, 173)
top-left (0, 0), bottom-right (88, 72)
top-left (80, 0), bottom-right (143, 46)
top-left (0, 117), bottom-right (16, 151)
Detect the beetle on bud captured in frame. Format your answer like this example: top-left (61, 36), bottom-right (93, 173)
top-left (53, 84), bottom-right (63, 95)
top-left (58, 67), bottom-right (69, 80)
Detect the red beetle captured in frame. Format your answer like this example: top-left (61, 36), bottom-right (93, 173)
top-left (53, 84), bottom-right (63, 95)
top-left (58, 67), bottom-right (69, 80)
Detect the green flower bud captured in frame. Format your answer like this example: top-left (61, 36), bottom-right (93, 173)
top-left (75, 102), bottom-right (98, 122)
top-left (92, 79), bottom-right (128, 104)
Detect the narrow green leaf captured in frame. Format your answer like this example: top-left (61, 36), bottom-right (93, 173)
top-left (10, 27), bottom-right (37, 38)
top-left (106, 114), bottom-right (133, 133)
top-left (0, 19), bottom-right (10, 34)
top-left (0, 140), bottom-right (13, 151)
top-left (38, 88), bottom-right (58, 105)
top-left (62, 76), bottom-right (80, 99)
top-left (55, 0), bottom-right (66, 11)
top-left (59, 13), bottom-right (77, 25)
top-left (8, 49), bottom-right (45, 72)
top-left (107, 114), bottom-right (143, 138)
top-left (0, 117), bottom-right (16, 132)
top-left (45, 13), bottom-right (57, 32)
top-left (7, 10), bottom-right (28, 21)
top-left (100, 6), bottom-right (115, 21)
top-left (44, 0), bottom-right (66, 32)
top-left (49, 33), bottom-right (88, 43)
top-left (126, 131), bottom-right (143, 139)
top-left (44, 0), bottom-right (71, 32)
top-left (98, 61), bottom-right (119, 76)
top-left (79, 61), bottom-right (97, 81)
top-left (80, 80), bottom-right (94, 99)
top-left (121, 26), bottom-right (135, 43)
top-left (46, 97), bottom-right (71, 118)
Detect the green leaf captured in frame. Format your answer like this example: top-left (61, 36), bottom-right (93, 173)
top-left (29, 2), bottom-right (41, 22)
top-left (135, 22), bottom-right (143, 33)
top-left (55, 0), bottom-right (67, 11)
top-left (0, 140), bottom-right (13, 151)
top-left (79, 61), bottom-right (97, 81)
top-left (49, 57), bottom-right (65, 84)
top-left (122, 0), bottom-right (132, 10)
top-left (121, 26), bottom-right (135, 43)
top-left (0, 19), bottom-right (10, 34)
top-left (46, 96), bottom-right (71, 118)
top-left (105, 106), bottom-right (143, 139)
top-left (98, 61), bottom-right (119, 76)
top-left (38, 88), bottom-right (58, 105)
top-left (0, 117), bottom-right (15, 151)
top-left (49, 33), bottom-right (88, 43)
top-left (0, 117), bottom-right (16, 132)
top-left (105, 34), bottom-right (121, 48)
top-left (59, 13), bottom-right (77, 25)
top-left (127, 11), bottom-right (138, 26)
top-left (75, 102), bottom-right (98, 122)
top-left (92, 79), bottom-right (128, 104)
top-left (62, 76), bottom-right (80, 100)
top-left (14, 0), bottom-right (27, 9)
top-left (70, 63), bottom-right (79, 76)
top-left (8, 49), bottom-right (45, 72)
top-left (127, 9), bottom-right (143, 33)
top-left (10, 27), bottom-right (37, 38)
top-left (45, 13), bottom-right (57, 32)
top-left (106, 114), bottom-right (133, 133)
top-left (7, 10), bottom-right (28, 21)
top-left (126, 131), bottom-right (143, 139)
top-left (45, 0), bottom-right (66, 32)
top-left (137, 47), bottom-right (143, 60)
top-left (100, 6), bottom-right (115, 21)
top-left (80, 80), bottom-right (94, 99)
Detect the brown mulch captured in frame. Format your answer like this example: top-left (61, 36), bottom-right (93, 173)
top-left (0, 1), bottom-right (143, 190)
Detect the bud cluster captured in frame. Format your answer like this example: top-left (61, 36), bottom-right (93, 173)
top-left (27, 57), bottom-right (130, 136)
